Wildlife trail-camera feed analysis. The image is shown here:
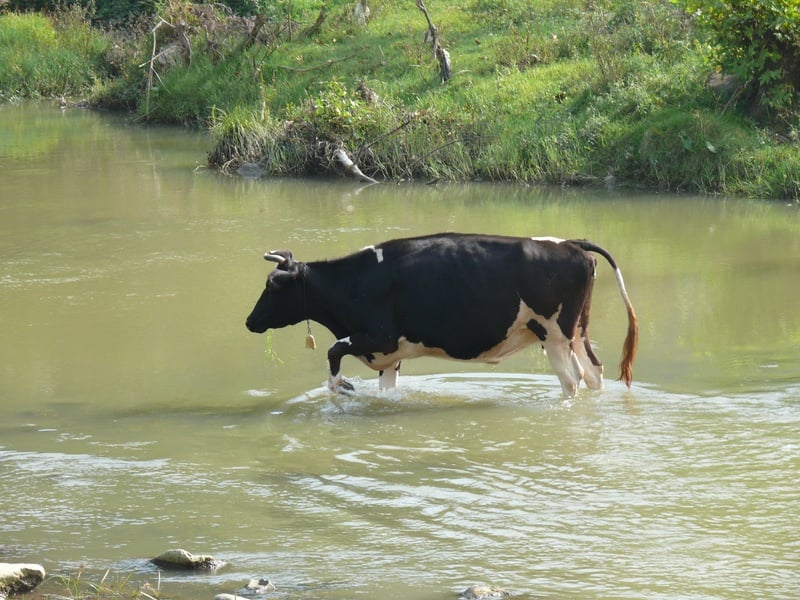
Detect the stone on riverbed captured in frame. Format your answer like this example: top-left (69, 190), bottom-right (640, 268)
top-left (238, 579), bottom-right (276, 596)
top-left (0, 563), bottom-right (46, 596)
top-left (214, 578), bottom-right (277, 600)
top-left (459, 583), bottom-right (511, 599)
top-left (150, 549), bottom-right (225, 571)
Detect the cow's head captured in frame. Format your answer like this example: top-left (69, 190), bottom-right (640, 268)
top-left (245, 250), bottom-right (306, 333)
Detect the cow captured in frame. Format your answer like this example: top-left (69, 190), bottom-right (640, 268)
top-left (246, 233), bottom-right (638, 397)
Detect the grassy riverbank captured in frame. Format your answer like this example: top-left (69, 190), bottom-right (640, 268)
top-left (1, 0), bottom-right (798, 199)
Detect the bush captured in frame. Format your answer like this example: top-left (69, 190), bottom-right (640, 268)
top-left (680, 0), bottom-right (800, 119)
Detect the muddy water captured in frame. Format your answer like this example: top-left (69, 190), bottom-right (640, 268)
top-left (1, 103), bottom-right (798, 599)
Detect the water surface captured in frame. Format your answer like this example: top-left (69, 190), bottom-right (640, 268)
top-left (1, 103), bottom-right (798, 599)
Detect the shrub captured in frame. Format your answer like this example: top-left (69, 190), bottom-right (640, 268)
top-left (679, 0), bottom-right (800, 119)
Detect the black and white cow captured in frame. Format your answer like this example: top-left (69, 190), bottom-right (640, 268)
top-left (246, 233), bottom-right (638, 397)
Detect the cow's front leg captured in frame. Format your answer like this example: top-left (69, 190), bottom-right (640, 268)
top-left (378, 361), bottom-right (401, 390)
top-left (327, 337), bottom-right (355, 392)
top-left (327, 334), bottom-right (399, 393)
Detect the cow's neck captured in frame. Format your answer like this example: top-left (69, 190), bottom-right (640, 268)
top-left (302, 261), bottom-right (350, 340)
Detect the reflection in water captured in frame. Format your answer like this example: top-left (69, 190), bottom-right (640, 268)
top-left (0, 104), bottom-right (799, 600)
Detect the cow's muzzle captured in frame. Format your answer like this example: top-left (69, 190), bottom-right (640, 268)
top-left (246, 318), bottom-right (267, 333)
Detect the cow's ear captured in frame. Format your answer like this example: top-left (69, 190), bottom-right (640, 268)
top-left (264, 250), bottom-right (296, 271)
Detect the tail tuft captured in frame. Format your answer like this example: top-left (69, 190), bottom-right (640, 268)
top-left (570, 239), bottom-right (638, 387)
top-left (618, 300), bottom-right (638, 387)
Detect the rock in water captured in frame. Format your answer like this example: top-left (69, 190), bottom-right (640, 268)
top-left (150, 549), bottom-right (225, 571)
top-left (239, 578), bottom-right (276, 595)
top-left (459, 583), bottom-right (511, 600)
top-left (0, 563), bottom-right (46, 596)
top-left (215, 578), bottom-right (277, 600)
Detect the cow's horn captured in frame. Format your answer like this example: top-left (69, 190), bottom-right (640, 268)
top-left (264, 250), bottom-right (293, 266)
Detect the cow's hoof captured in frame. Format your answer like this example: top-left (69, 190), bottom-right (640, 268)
top-left (336, 379), bottom-right (355, 394)
top-left (328, 374), bottom-right (355, 394)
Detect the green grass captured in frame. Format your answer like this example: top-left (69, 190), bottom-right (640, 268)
top-left (0, 6), bottom-right (110, 100)
top-left (1, 0), bottom-right (798, 198)
top-left (18, 568), bottom-right (165, 600)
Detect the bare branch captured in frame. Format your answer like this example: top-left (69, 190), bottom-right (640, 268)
top-left (416, 0), bottom-right (451, 82)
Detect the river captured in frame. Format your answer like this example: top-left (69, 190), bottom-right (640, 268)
top-left (1, 103), bottom-right (798, 599)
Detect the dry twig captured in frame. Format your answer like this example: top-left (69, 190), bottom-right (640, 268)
top-left (416, 0), bottom-right (451, 82)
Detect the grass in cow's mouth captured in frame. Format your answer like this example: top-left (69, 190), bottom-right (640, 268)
top-left (264, 330), bottom-right (283, 365)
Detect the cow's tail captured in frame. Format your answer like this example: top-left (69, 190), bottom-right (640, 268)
top-left (570, 239), bottom-right (639, 387)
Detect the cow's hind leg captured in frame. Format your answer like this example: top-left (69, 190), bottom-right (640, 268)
top-left (572, 287), bottom-right (603, 390)
top-left (378, 361), bottom-right (401, 390)
top-left (542, 335), bottom-right (584, 397)
top-left (573, 329), bottom-right (603, 390)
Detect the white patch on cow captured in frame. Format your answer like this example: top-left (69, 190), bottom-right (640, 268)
top-left (337, 336), bottom-right (352, 346)
top-left (361, 245), bottom-right (384, 263)
top-left (357, 337), bottom-right (448, 372)
top-left (530, 236), bottom-right (564, 243)
top-left (476, 300), bottom-right (543, 364)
